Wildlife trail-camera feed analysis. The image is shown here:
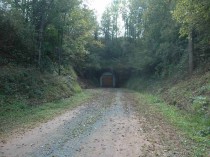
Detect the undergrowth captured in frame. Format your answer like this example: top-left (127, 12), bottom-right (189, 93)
top-left (126, 71), bottom-right (210, 156)
top-left (0, 65), bottom-right (90, 139)
top-left (135, 93), bottom-right (210, 157)
top-left (126, 72), bottom-right (210, 128)
top-left (0, 65), bottom-right (82, 105)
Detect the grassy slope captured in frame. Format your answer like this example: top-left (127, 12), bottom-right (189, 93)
top-left (134, 93), bottom-right (209, 156)
top-left (0, 90), bottom-right (95, 139)
top-left (0, 66), bottom-right (82, 104)
top-left (0, 66), bottom-right (95, 139)
top-left (126, 72), bottom-right (210, 156)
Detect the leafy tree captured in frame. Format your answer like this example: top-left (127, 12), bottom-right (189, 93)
top-left (173, 0), bottom-right (210, 73)
top-left (0, 0), bottom-right (98, 74)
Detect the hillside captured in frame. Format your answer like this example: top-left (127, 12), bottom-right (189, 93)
top-left (0, 66), bottom-right (81, 105)
top-left (126, 71), bottom-right (210, 142)
top-left (127, 71), bottom-right (210, 116)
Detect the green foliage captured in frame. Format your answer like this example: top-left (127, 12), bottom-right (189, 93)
top-left (134, 92), bottom-right (210, 156)
top-left (0, 0), bottom-right (97, 73)
top-left (94, 0), bottom-right (210, 78)
top-left (126, 72), bottom-right (210, 140)
top-left (198, 85), bottom-right (210, 95)
top-left (96, 0), bottom-right (189, 77)
top-left (197, 127), bottom-right (210, 137)
top-left (126, 76), bottom-right (157, 91)
top-left (173, 0), bottom-right (210, 66)
top-left (1, 0), bottom-right (210, 82)
top-left (1, 0), bottom-right (209, 84)
top-left (0, 65), bottom-right (81, 105)
top-left (192, 96), bottom-right (209, 115)
top-left (0, 90), bottom-right (94, 138)
top-left (0, 8), bottom-right (36, 65)
top-left (0, 0), bottom-right (97, 108)
top-left (128, 72), bottom-right (210, 110)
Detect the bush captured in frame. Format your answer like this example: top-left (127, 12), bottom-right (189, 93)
top-left (0, 66), bottom-right (81, 106)
top-left (192, 96), bottom-right (209, 115)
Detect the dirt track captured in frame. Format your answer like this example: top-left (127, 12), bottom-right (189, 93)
top-left (0, 89), bottom-right (191, 157)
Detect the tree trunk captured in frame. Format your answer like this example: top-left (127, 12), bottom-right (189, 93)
top-left (58, 13), bottom-right (67, 76)
top-left (38, 14), bottom-right (45, 68)
top-left (58, 47), bottom-right (61, 75)
top-left (188, 30), bottom-right (193, 75)
top-left (37, 0), bottom-right (54, 69)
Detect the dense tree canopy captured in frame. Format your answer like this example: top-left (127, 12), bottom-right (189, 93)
top-left (91, 0), bottom-right (210, 78)
top-left (0, 0), bottom-right (210, 79)
top-left (0, 0), bottom-right (97, 73)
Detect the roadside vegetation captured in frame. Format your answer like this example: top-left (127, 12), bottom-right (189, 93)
top-left (134, 92), bottom-right (209, 156)
top-left (0, 66), bottom-right (81, 104)
top-left (126, 71), bottom-right (210, 128)
top-left (0, 62), bottom-right (92, 140)
top-left (0, 89), bottom-right (95, 139)
top-left (127, 72), bottom-right (210, 156)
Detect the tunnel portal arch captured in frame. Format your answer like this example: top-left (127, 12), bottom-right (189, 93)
top-left (100, 72), bottom-right (116, 88)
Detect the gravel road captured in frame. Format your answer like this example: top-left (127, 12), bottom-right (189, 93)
top-left (0, 89), bottom-right (192, 157)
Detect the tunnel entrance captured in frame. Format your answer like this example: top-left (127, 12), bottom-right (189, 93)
top-left (100, 72), bottom-right (116, 88)
top-left (81, 67), bottom-right (132, 88)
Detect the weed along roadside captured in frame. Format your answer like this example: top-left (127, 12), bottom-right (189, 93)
top-left (0, 89), bottom-right (96, 140)
top-left (126, 72), bottom-right (210, 156)
top-left (131, 91), bottom-right (210, 156)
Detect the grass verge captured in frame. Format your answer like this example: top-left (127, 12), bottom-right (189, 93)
top-left (134, 92), bottom-right (210, 157)
top-left (0, 89), bottom-right (95, 139)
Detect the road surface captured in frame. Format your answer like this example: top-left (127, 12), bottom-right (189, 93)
top-left (0, 89), bottom-right (191, 157)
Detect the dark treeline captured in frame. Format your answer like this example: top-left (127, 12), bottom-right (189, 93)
top-left (86, 0), bottom-right (210, 81)
top-left (1, 0), bottom-right (210, 82)
top-left (0, 0), bottom-right (96, 73)
top-left (0, 0), bottom-right (98, 103)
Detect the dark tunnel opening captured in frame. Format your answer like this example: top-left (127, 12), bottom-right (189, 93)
top-left (81, 68), bottom-right (132, 88)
